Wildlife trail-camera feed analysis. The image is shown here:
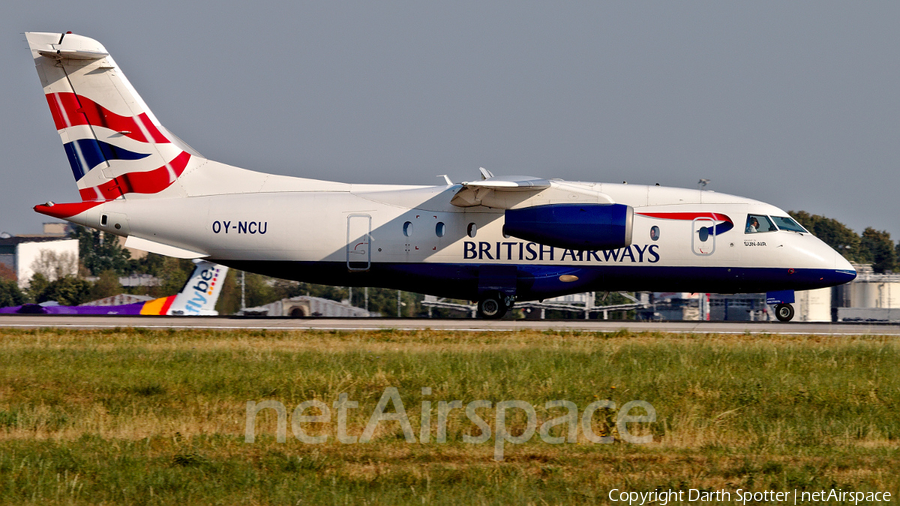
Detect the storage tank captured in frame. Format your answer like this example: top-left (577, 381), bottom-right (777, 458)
top-left (850, 272), bottom-right (900, 308)
top-left (795, 287), bottom-right (832, 322)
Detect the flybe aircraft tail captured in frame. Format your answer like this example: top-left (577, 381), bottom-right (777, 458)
top-left (0, 260), bottom-right (228, 315)
top-left (25, 32), bottom-right (200, 203)
top-left (141, 260), bottom-right (229, 315)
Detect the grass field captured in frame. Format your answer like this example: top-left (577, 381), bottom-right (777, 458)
top-left (0, 328), bottom-right (898, 505)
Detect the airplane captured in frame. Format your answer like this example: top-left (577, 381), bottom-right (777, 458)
top-left (0, 260), bottom-right (226, 315)
top-left (22, 32), bottom-right (856, 321)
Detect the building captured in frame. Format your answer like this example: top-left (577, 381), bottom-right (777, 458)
top-left (242, 296), bottom-right (373, 317)
top-left (0, 235), bottom-right (80, 288)
top-left (835, 265), bottom-right (900, 322)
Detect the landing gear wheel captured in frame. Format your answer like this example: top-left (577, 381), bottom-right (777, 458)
top-left (477, 295), bottom-right (508, 319)
top-left (775, 303), bottom-right (795, 322)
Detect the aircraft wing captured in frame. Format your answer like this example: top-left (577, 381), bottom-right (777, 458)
top-left (450, 175), bottom-right (614, 209)
top-left (450, 176), bottom-right (550, 208)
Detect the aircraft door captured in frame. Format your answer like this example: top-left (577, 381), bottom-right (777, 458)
top-left (347, 214), bottom-right (372, 271)
top-left (691, 217), bottom-right (716, 256)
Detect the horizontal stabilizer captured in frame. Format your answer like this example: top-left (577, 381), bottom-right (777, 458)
top-left (124, 235), bottom-right (207, 259)
top-left (38, 49), bottom-right (108, 60)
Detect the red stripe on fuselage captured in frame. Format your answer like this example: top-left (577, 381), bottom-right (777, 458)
top-left (637, 212), bottom-right (733, 224)
top-left (45, 92), bottom-right (169, 144)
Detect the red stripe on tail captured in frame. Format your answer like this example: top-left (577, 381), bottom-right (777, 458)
top-left (45, 92), bottom-right (169, 144)
top-left (79, 151), bottom-right (191, 201)
top-left (158, 295), bottom-right (177, 315)
top-left (34, 201), bottom-right (104, 220)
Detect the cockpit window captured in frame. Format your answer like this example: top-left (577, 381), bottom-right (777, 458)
top-left (771, 216), bottom-right (807, 233)
top-left (745, 214), bottom-right (776, 233)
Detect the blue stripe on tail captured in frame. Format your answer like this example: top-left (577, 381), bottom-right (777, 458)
top-left (63, 139), bottom-right (150, 180)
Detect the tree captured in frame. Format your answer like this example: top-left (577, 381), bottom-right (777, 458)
top-left (860, 228), bottom-right (898, 273)
top-left (243, 272), bottom-right (278, 308)
top-left (0, 280), bottom-right (25, 307)
top-left (24, 273), bottom-right (50, 303)
top-left (789, 211), bottom-right (862, 262)
top-left (69, 225), bottom-right (134, 275)
top-left (35, 276), bottom-right (92, 306)
top-left (151, 257), bottom-right (196, 297)
top-left (89, 269), bottom-right (123, 301)
top-left (30, 249), bottom-right (78, 282)
top-left (0, 263), bottom-right (16, 282)
top-left (133, 252), bottom-right (166, 277)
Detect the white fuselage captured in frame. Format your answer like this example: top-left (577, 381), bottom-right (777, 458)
top-left (59, 172), bottom-right (855, 301)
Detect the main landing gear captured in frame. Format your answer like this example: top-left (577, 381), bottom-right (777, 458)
top-left (774, 303), bottom-right (795, 322)
top-left (477, 292), bottom-right (515, 319)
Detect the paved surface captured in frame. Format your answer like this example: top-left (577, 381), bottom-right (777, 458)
top-left (0, 315), bottom-right (898, 335)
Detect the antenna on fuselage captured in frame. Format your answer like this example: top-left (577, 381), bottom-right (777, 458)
top-left (698, 178), bottom-right (710, 189)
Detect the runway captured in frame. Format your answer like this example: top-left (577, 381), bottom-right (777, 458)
top-left (0, 315), bottom-right (898, 335)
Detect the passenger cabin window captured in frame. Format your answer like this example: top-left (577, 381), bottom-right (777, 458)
top-left (698, 227), bottom-right (709, 242)
top-left (403, 221), bottom-right (413, 237)
top-left (467, 223), bottom-right (477, 238)
top-left (771, 216), bottom-right (806, 233)
top-left (745, 214), bottom-right (776, 234)
top-left (435, 222), bottom-right (446, 237)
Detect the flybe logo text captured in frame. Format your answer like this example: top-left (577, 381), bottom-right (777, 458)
top-left (184, 267), bottom-right (219, 314)
top-left (463, 241), bottom-right (660, 263)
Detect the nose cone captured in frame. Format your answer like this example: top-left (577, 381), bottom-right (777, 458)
top-left (830, 249), bottom-right (857, 285)
top-left (796, 235), bottom-right (857, 288)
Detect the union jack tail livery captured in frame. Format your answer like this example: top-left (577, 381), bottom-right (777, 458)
top-left (26, 32), bottom-right (196, 202)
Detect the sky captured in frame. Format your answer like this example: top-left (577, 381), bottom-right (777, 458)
top-left (2, 1), bottom-right (898, 240)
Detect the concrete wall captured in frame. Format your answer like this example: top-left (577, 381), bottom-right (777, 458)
top-left (838, 307), bottom-right (900, 322)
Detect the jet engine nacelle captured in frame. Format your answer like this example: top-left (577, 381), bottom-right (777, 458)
top-left (503, 203), bottom-right (634, 250)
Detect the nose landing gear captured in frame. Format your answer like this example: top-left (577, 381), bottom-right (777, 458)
top-left (774, 303), bottom-right (795, 322)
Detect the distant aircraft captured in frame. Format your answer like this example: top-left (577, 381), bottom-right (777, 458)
top-left (0, 260), bottom-right (226, 315)
top-left (23, 32), bottom-right (856, 320)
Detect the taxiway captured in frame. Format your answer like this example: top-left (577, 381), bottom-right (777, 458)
top-left (0, 315), bottom-right (897, 335)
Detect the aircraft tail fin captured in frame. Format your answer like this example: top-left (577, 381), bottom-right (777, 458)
top-left (25, 32), bottom-right (201, 203)
top-left (140, 261), bottom-right (228, 316)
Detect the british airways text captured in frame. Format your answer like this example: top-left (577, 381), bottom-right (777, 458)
top-left (463, 241), bottom-right (660, 263)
